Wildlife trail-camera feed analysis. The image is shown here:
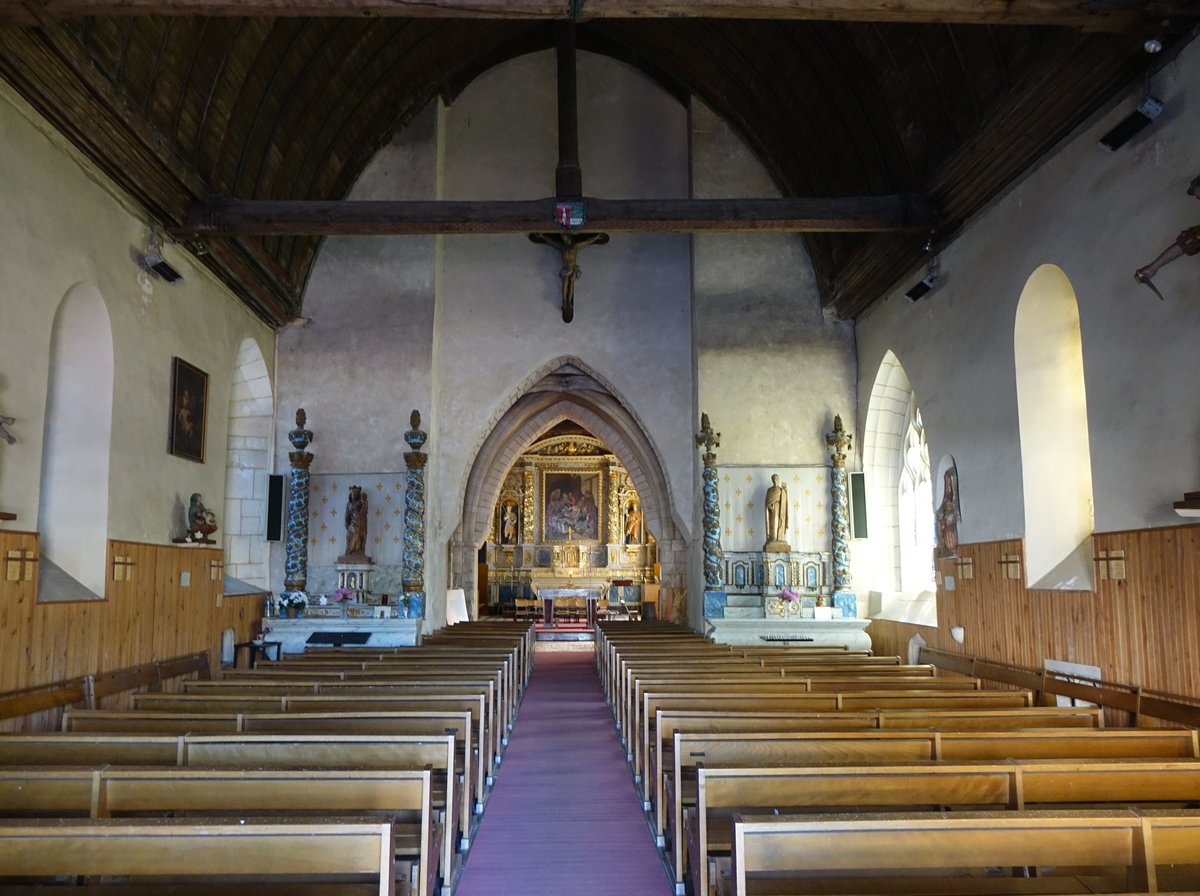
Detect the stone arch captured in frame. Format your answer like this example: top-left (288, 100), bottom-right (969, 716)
top-left (449, 358), bottom-right (686, 612)
top-left (222, 337), bottom-right (274, 588)
top-left (38, 282), bottom-right (113, 599)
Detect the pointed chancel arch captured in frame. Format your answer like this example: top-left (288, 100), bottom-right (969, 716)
top-left (38, 282), bottom-right (114, 600)
top-left (450, 358), bottom-right (685, 616)
top-left (1015, 264), bottom-right (1095, 590)
top-left (222, 337), bottom-right (274, 588)
top-left (862, 351), bottom-right (936, 624)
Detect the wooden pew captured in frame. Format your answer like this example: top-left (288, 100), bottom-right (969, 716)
top-left (132, 689), bottom-right (495, 792)
top-left (728, 808), bottom-right (1200, 896)
top-left (636, 688), bottom-right (1034, 785)
top-left (0, 818), bottom-right (397, 894)
top-left (0, 767), bottom-right (439, 896)
top-left (0, 731), bottom-right (461, 887)
top-left (690, 760), bottom-right (1200, 896)
top-left (667, 727), bottom-right (1200, 893)
top-left (63, 707), bottom-right (483, 826)
top-left (647, 704), bottom-right (1105, 844)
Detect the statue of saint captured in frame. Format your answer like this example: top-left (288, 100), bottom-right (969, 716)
top-left (625, 501), bottom-right (643, 544)
top-left (502, 504), bottom-right (518, 544)
top-left (763, 474), bottom-right (791, 551)
top-left (341, 484), bottom-right (371, 562)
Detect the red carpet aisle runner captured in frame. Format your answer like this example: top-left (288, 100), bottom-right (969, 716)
top-left (455, 649), bottom-right (670, 896)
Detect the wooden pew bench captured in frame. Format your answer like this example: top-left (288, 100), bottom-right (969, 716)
top-left (728, 808), bottom-right (1200, 896)
top-left (690, 760), bottom-right (1200, 896)
top-left (0, 818), bottom-right (397, 894)
top-left (636, 688), bottom-right (1034, 785)
top-left (63, 707), bottom-right (482, 827)
top-left (0, 767), bottom-right (439, 896)
top-left (665, 727), bottom-right (1200, 893)
top-left (132, 688), bottom-right (494, 796)
top-left (648, 705), bottom-right (1105, 845)
top-left (0, 731), bottom-right (462, 889)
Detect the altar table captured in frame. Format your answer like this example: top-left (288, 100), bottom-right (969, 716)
top-left (536, 587), bottom-right (604, 625)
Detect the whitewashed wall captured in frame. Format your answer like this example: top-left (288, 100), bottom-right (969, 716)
top-left (855, 40), bottom-right (1200, 560)
top-left (0, 82), bottom-right (273, 556)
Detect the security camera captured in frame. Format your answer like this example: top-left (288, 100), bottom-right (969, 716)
top-left (905, 272), bottom-right (938, 302)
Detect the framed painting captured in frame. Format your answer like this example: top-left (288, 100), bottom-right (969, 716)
top-left (542, 471), bottom-right (601, 542)
top-left (168, 357), bottom-right (208, 463)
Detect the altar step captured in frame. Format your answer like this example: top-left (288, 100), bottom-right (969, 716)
top-left (723, 593), bottom-right (765, 619)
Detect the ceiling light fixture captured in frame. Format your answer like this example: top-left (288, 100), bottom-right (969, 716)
top-left (136, 228), bottom-right (183, 283)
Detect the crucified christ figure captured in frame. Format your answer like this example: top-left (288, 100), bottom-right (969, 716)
top-left (528, 232), bottom-right (609, 323)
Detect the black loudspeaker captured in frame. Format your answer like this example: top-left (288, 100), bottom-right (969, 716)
top-left (266, 474), bottom-right (285, 542)
top-left (849, 471), bottom-right (868, 539)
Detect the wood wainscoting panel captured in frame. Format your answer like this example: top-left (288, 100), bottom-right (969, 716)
top-left (0, 534), bottom-right (258, 730)
top-left (870, 524), bottom-right (1200, 716)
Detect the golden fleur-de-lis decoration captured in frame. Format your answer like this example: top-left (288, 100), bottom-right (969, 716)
top-left (393, 536), bottom-right (401, 544)
top-left (329, 536), bottom-right (336, 544)
top-left (385, 494), bottom-right (392, 503)
top-left (736, 515), bottom-right (743, 524)
top-left (814, 474), bottom-right (823, 482)
top-left (748, 528), bottom-right (756, 539)
top-left (310, 536), bottom-right (318, 545)
top-left (331, 483), bottom-right (338, 491)
top-left (375, 483), bottom-right (383, 491)
top-left (746, 475), bottom-right (753, 483)
top-left (746, 500), bottom-right (754, 510)
top-left (393, 508), bottom-right (402, 517)
top-left (374, 536), bottom-right (382, 545)
top-left (723, 474), bottom-right (731, 482)
top-left (331, 508), bottom-right (338, 517)
top-left (804, 489), bottom-right (812, 497)
top-left (724, 501), bottom-right (731, 509)
top-left (319, 523), bottom-right (327, 532)
top-left (395, 482), bottom-right (403, 490)
top-left (725, 528), bottom-right (732, 537)
top-left (816, 502), bottom-right (824, 510)
top-left (312, 483), bottom-right (320, 492)
top-left (735, 488), bottom-right (742, 497)
top-left (384, 522), bottom-right (392, 531)
top-left (375, 508), bottom-right (383, 517)
top-left (321, 496), bottom-right (328, 504)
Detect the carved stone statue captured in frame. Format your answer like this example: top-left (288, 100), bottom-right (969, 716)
top-left (340, 484), bottom-right (372, 563)
top-left (763, 473), bottom-right (791, 552)
top-left (501, 503), bottom-right (518, 544)
top-left (1134, 173), bottom-right (1200, 299)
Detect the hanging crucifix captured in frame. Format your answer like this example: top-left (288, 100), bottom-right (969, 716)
top-left (528, 231), bottom-right (609, 323)
top-left (529, 22), bottom-right (608, 324)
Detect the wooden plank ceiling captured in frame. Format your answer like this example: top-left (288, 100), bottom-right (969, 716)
top-left (0, 3), bottom-right (1192, 325)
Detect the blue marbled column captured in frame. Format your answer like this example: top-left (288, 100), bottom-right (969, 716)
top-left (696, 413), bottom-right (724, 589)
top-left (401, 410), bottom-right (427, 616)
top-left (284, 408), bottom-right (314, 595)
top-left (825, 415), bottom-right (853, 593)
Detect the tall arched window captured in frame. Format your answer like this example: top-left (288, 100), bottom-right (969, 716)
top-left (1014, 264), bottom-right (1095, 590)
top-left (222, 337), bottom-right (274, 589)
top-left (898, 408), bottom-right (935, 594)
top-left (862, 351), bottom-right (936, 623)
top-left (38, 283), bottom-right (114, 600)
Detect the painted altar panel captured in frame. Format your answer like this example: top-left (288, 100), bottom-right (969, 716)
top-left (542, 471), bottom-right (602, 542)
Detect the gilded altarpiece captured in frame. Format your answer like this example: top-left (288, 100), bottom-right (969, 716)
top-left (485, 432), bottom-right (655, 610)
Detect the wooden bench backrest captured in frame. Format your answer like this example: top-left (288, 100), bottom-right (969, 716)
top-left (0, 765), bottom-right (435, 896)
top-left (0, 819), bottom-right (395, 891)
top-left (729, 809), bottom-right (1200, 895)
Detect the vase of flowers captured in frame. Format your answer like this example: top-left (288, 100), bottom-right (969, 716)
top-left (279, 592), bottom-right (307, 618)
top-left (330, 586), bottom-right (354, 604)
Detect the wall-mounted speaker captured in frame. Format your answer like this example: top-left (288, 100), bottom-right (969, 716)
top-left (849, 471), bottom-right (868, 539)
top-left (266, 474), bottom-right (284, 542)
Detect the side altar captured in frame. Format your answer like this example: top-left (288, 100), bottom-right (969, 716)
top-left (263, 604), bottom-right (422, 655)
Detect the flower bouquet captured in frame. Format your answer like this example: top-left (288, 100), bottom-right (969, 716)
top-left (330, 586), bottom-right (354, 603)
top-left (279, 591), bottom-right (307, 617)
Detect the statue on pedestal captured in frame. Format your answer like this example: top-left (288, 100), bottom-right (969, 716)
top-left (339, 484), bottom-right (372, 563)
top-left (762, 474), bottom-right (791, 552)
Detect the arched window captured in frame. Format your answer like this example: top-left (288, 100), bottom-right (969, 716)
top-left (222, 338), bottom-right (274, 589)
top-left (38, 283), bottom-right (114, 600)
top-left (898, 408), bottom-right (935, 594)
top-left (862, 351), bottom-right (936, 623)
top-left (1014, 264), bottom-right (1095, 590)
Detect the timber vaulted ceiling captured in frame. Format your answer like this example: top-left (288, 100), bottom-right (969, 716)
top-left (0, 2), bottom-right (1195, 325)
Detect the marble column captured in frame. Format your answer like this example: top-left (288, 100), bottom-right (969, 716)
top-left (825, 414), bottom-right (856, 615)
top-left (283, 408), bottom-right (313, 600)
top-left (401, 409), bottom-right (428, 617)
top-left (696, 412), bottom-right (724, 590)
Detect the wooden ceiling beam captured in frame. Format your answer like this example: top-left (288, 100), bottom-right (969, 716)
top-left (0, 1), bottom-right (1177, 31)
top-left (174, 195), bottom-right (936, 237)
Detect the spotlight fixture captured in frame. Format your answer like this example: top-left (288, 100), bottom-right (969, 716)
top-left (1098, 96), bottom-right (1163, 152)
top-left (136, 229), bottom-right (183, 283)
top-left (905, 237), bottom-right (940, 302)
top-left (1143, 36), bottom-right (1162, 54)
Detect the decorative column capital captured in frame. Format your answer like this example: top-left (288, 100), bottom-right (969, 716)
top-left (696, 411), bottom-right (721, 468)
top-left (402, 409), bottom-right (428, 601)
top-left (826, 413), bottom-right (852, 469)
top-left (404, 409), bottom-right (427, 452)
